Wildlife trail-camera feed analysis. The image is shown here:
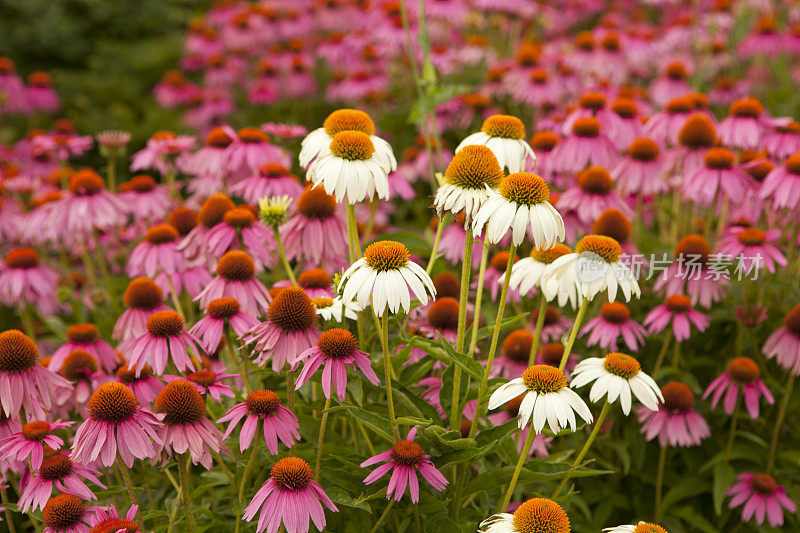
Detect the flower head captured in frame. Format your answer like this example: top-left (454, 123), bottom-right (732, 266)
top-left (434, 145), bottom-right (504, 224)
top-left (570, 353), bottom-right (662, 415)
top-left (218, 389), bottom-right (300, 453)
top-left (479, 497), bottom-right (570, 533)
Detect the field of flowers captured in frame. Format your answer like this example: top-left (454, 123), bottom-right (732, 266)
top-left (1, 0), bottom-right (800, 532)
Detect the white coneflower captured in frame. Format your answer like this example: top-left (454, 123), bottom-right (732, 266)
top-left (339, 240), bottom-right (436, 317)
top-left (300, 108), bottom-right (396, 172)
top-left (311, 295), bottom-right (361, 322)
top-left (542, 234), bottom-right (640, 304)
top-left (472, 172), bottom-right (565, 247)
top-left (479, 497), bottom-right (571, 533)
top-left (433, 145), bottom-right (504, 225)
top-left (604, 522), bottom-right (668, 533)
top-left (501, 243), bottom-right (572, 297)
top-left (306, 130), bottom-right (390, 204)
top-left (570, 353), bottom-right (663, 415)
top-left (457, 114), bottom-right (536, 173)
top-left (489, 364), bottom-right (592, 434)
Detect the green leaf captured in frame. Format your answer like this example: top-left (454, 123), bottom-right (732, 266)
top-left (332, 405), bottom-right (394, 443)
top-left (475, 313), bottom-right (528, 341)
top-left (327, 486), bottom-right (372, 512)
top-left (712, 464), bottom-right (736, 515)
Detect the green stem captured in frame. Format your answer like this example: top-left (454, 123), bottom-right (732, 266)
top-left (722, 396), bottom-right (741, 467)
top-left (17, 304), bottom-right (36, 340)
top-left (449, 233), bottom-right (474, 430)
top-left (467, 244), bottom-right (490, 355)
top-left (93, 232), bottom-right (120, 314)
top-left (286, 370), bottom-right (296, 412)
top-left (370, 499), bottom-right (395, 533)
top-left (468, 244), bottom-right (516, 438)
top-left (272, 226), bottom-right (297, 285)
top-left (767, 372), bottom-right (795, 473)
top-left (225, 329), bottom-right (252, 393)
top-left (106, 154), bottom-right (117, 193)
top-left (177, 454), bottom-right (195, 533)
top-left (558, 299), bottom-right (589, 371)
top-left (376, 312), bottom-right (400, 441)
top-left (315, 397), bottom-right (333, 478)
top-left (117, 461), bottom-right (144, 526)
top-left (425, 216), bottom-right (446, 275)
top-left (1, 488), bottom-right (17, 533)
top-left (671, 340), bottom-right (682, 369)
top-left (654, 446), bottom-right (668, 521)
top-left (79, 248), bottom-right (98, 287)
top-left (528, 294), bottom-right (547, 366)
top-left (345, 203), bottom-right (362, 262)
top-left (498, 426), bottom-right (537, 512)
top-left (165, 275), bottom-right (185, 320)
top-left (552, 402), bottom-right (610, 498)
top-left (653, 335), bottom-right (671, 376)
top-left (234, 444), bottom-right (259, 533)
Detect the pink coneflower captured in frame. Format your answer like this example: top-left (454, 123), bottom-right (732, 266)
top-left (481, 251), bottom-right (521, 303)
top-left (86, 504), bottom-right (141, 532)
top-left (727, 472), bottom-right (796, 528)
top-left (217, 389), bottom-right (300, 453)
top-left (738, 15), bottom-right (785, 56)
top-left (115, 364), bottom-right (163, 405)
top-left (703, 357), bottom-right (774, 419)
top-left (49, 323), bottom-right (117, 373)
top-left (126, 224), bottom-right (185, 292)
top-left (41, 494), bottom-right (92, 533)
top-left (274, 269), bottom-right (335, 299)
top-left (0, 247), bottom-right (60, 316)
top-left (57, 349), bottom-right (109, 406)
top-left (225, 127), bottom-right (290, 179)
top-left (717, 97), bottom-right (765, 150)
top-left (182, 125), bottom-right (237, 179)
top-left (243, 456), bottom-right (338, 533)
top-left (440, 214), bottom-right (485, 268)
top-left (152, 380), bottom-right (225, 468)
top-left (718, 226), bottom-right (787, 275)
top-left (179, 193), bottom-right (236, 267)
top-left (0, 419), bottom-right (72, 470)
top-left (549, 117), bottom-right (618, 175)
top-left (280, 185), bottom-right (348, 271)
top-left (130, 130), bottom-right (195, 175)
top-left (295, 328), bottom-right (380, 401)
top-left (759, 152), bottom-right (800, 210)
top-left (562, 92), bottom-right (625, 145)
top-left (230, 163), bottom-right (304, 205)
top-left (31, 133), bottom-right (94, 162)
top-left (71, 382), bottom-right (161, 467)
top-left (482, 394), bottom-right (553, 459)
top-left (116, 175), bottom-right (172, 223)
top-left (668, 113), bottom-right (719, 180)
top-left (205, 207), bottom-right (276, 268)
top-left (95, 129), bottom-right (131, 152)
top-left (763, 119), bottom-right (800, 160)
top-left (196, 250), bottom-right (272, 316)
top-left (113, 277), bottom-right (170, 347)
top-left (643, 294), bottom-right (710, 342)
top-left (608, 98), bottom-right (645, 151)
top-left (164, 362), bottom-right (237, 402)
top-left (637, 381), bottom-right (710, 447)
top-left (654, 235), bottom-right (728, 308)
top-left (581, 302), bottom-right (647, 352)
top-left (243, 286), bottom-right (321, 372)
top-left (261, 122), bottom-right (308, 139)
top-left (682, 147), bottom-right (755, 208)
top-left (557, 166), bottom-right (632, 226)
top-left (644, 96), bottom-right (694, 148)
top-left (510, 67), bottom-right (562, 107)
top-left (44, 169), bottom-right (126, 244)
top-left (0, 330), bottom-right (71, 421)
top-left (19, 452), bottom-right (105, 512)
top-left (529, 305), bottom-right (572, 343)
top-left (127, 310), bottom-right (204, 376)
top-left (613, 137), bottom-right (667, 196)
top-left (0, 57), bottom-right (28, 114)
top-left (25, 71), bottom-right (60, 112)
top-left (763, 304), bottom-right (800, 375)
top-left (650, 60), bottom-right (693, 108)
top-left (189, 297), bottom-right (259, 353)
top-left (495, 329), bottom-right (534, 379)
top-left (360, 427), bottom-right (448, 503)
top-left (529, 131), bottom-right (560, 183)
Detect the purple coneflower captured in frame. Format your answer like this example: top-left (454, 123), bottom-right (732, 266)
top-left (116, 175), bottom-right (172, 223)
top-left (717, 97), bottom-right (765, 150)
top-left (205, 206), bottom-right (276, 268)
top-left (41, 493), bottom-right (92, 533)
top-left (164, 364), bottom-right (237, 403)
top-left (637, 381), bottom-right (710, 447)
top-left (717, 226), bottom-right (786, 275)
top-left (19, 452), bottom-right (105, 512)
top-left (71, 382), bottom-right (161, 467)
top-left (727, 472), bottom-right (796, 528)
top-left (152, 380), bottom-right (226, 468)
top-left (243, 456), bottom-right (338, 533)
top-left (360, 427), bottom-right (448, 503)
top-left (196, 250), bottom-right (271, 317)
top-left (230, 163), bottom-right (304, 205)
top-left (126, 224), bottom-right (185, 292)
top-left (243, 286), bottom-right (321, 372)
top-left (762, 304), bottom-right (800, 374)
top-left (50, 323), bottom-right (117, 373)
top-left (643, 294), bottom-right (710, 342)
top-left (0, 418), bottom-right (72, 470)
top-left (653, 235), bottom-right (728, 308)
top-left (274, 268), bottom-right (335, 299)
top-left (557, 166), bottom-right (632, 227)
top-left (612, 137), bottom-right (667, 196)
top-left (280, 185), bottom-right (348, 271)
top-left (113, 277), bottom-right (170, 348)
top-left (703, 357), bottom-right (774, 418)
top-left (295, 328), bottom-right (379, 401)
top-left (549, 117), bottom-right (618, 176)
top-left (0, 248), bottom-right (60, 316)
top-left (189, 297), bottom-right (259, 353)
top-left (115, 364), bottom-right (163, 405)
top-left (759, 151), bottom-right (800, 211)
top-left (217, 389), bottom-right (300, 453)
top-left (581, 301), bottom-right (647, 352)
top-left (86, 504), bottom-right (141, 533)
top-left (127, 310), bottom-right (204, 376)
